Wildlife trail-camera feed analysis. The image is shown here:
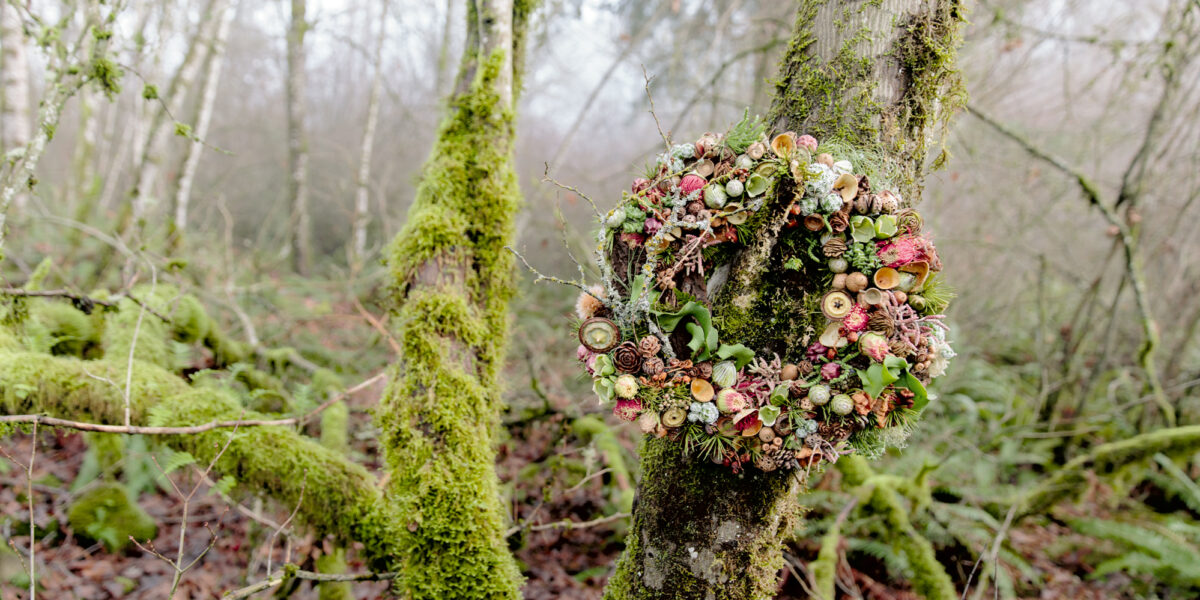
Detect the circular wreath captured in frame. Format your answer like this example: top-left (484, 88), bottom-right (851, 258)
top-left (572, 114), bottom-right (954, 474)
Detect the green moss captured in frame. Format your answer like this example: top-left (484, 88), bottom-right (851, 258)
top-left (321, 401), bottom-right (350, 455)
top-left (67, 482), bottom-right (156, 553)
top-left (376, 12), bottom-right (535, 595)
top-left (316, 547), bottom-right (353, 600)
top-left (31, 301), bottom-right (98, 357)
top-left (0, 351), bottom-right (401, 568)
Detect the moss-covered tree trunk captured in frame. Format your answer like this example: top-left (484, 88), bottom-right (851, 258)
top-left (375, 1), bottom-right (536, 598)
top-left (604, 2), bottom-right (964, 599)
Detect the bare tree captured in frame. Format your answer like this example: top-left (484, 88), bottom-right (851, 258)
top-left (171, 0), bottom-right (240, 243)
top-left (128, 0), bottom-right (225, 224)
top-left (350, 0), bottom-right (388, 269)
top-left (287, 0), bottom-right (312, 275)
top-left (0, 3), bottom-right (31, 211)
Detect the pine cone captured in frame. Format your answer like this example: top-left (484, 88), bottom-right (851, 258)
top-left (714, 160), bottom-right (733, 178)
top-left (693, 361), bottom-right (713, 380)
top-left (822, 238), bottom-right (848, 258)
top-left (638, 336), bottom-right (662, 357)
top-left (889, 338), bottom-right (912, 357)
top-left (873, 393), bottom-right (894, 427)
top-left (613, 342), bottom-right (642, 373)
top-left (798, 360), bottom-right (815, 376)
top-left (868, 312), bottom-right (895, 336)
top-left (687, 201), bottom-right (704, 216)
top-left (817, 421), bottom-right (851, 442)
top-left (642, 356), bottom-right (665, 376)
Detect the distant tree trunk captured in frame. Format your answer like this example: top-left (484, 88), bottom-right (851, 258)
top-left (128, 0), bottom-right (222, 224)
top-left (1, 3), bottom-right (31, 211)
top-left (603, 2), bottom-right (965, 599)
top-left (349, 0), bottom-right (387, 269)
top-left (376, 0), bottom-right (537, 597)
top-left (433, 0), bottom-right (456, 98)
top-left (170, 0), bottom-right (238, 246)
top-left (286, 0), bottom-right (312, 275)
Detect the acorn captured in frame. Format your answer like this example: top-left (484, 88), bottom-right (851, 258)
top-left (845, 272), bottom-right (869, 293)
top-left (747, 142), bottom-right (767, 160)
top-left (831, 273), bottom-right (848, 290)
top-left (781, 363), bottom-right (800, 381)
top-left (803, 214), bottom-right (826, 231)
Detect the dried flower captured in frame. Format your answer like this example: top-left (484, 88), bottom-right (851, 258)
top-left (680, 174), bottom-right (706, 197)
top-left (859, 331), bottom-right (891, 362)
top-left (644, 217), bottom-right (663, 236)
top-left (852, 391), bottom-right (872, 416)
top-left (716, 389), bottom-right (747, 413)
top-left (821, 362), bottom-right (842, 380)
top-left (843, 303), bottom-right (869, 332)
top-left (828, 210), bottom-right (849, 233)
top-left (575, 285), bottom-right (606, 320)
top-left (613, 398), bottom-right (642, 421)
top-left (693, 361), bottom-right (714, 380)
top-left (805, 342), bottom-right (828, 362)
top-left (614, 374), bottom-right (639, 399)
top-left (797, 134), bottom-right (818, 152)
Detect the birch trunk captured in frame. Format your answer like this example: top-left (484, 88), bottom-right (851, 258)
top-left (170, 0), bottom-right (238, 241)
top-left (349, 0), bottom-right (388, 269)
top-left (128, 0), bottom-right (222, 222)
top-left (1, 3), bottom-right (31, 211)
top-left (604, 2), bottom-right (965, 598)
top-left (286, 0), bottom-right (312, 275)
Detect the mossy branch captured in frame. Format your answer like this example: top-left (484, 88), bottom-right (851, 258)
top-left (1016, 425), bottom-right (1200, 520)
top-left (0, 352), bottom-right (401, 567)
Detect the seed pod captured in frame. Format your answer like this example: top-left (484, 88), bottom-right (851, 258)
top-left (579, 317), bottom-right (620, 352)
top-left (831, 394), bottom-right (854, 415)
top-left (712, 360), bottom-right (737, 388)
top-left (662, 407), bottom-right (687, 428)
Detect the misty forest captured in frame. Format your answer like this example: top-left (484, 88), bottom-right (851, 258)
top-left (2, 0), bottom-right (1200, 598)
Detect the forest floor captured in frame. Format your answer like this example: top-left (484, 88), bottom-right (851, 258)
top-left (0, 402), bottom-right (1137, 599)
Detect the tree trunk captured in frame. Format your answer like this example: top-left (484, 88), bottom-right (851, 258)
top-left (1, 3), bottom-right (31, 211)
top-left (349, 0), bottom-right (387, 269)
top-left (376, 0), bottom-right (537, 597)
top-left (170, 0), bottom-right (238, 243)
top-left (129, 0), bottom-right (222, 223)
top-left (286, 0), bottom-right (312, 275)
top-left (604, 2), bottom-right (964, 599)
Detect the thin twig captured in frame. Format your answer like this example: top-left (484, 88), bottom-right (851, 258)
top-left (224, 568), bottom-right (400, 599)
top-left (642, 65), bottom-right (673, 156)
top-left (505, 512), bottom-right (629, 537)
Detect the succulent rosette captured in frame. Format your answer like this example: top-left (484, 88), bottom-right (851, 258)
top-left (561, 112), bottom-right (954, 474)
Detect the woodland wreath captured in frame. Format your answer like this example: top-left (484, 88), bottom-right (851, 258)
top-left (567, 113), bottom-right (955, 474)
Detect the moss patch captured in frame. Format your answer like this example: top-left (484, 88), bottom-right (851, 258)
top-left (67, 482), bottom-right (156, 553)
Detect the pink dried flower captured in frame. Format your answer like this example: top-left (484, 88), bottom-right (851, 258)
top-left (877, 237), bottom-right (921, 268)
top-left (680, 174), bottom-right (706, 196)
top-left (632, 178), bottom-right (651, 193)
top-left (843, 304), bottom-right (869, 332)
top-left (797, 134), bottom-right (818, 152)
top-left (644, 218), bottom-right (663, 236)
top-left (613, 398), bottom-right (643, 421)
top-left (806, 342), bottom-right (828, 362)
top-left (619, 232), bottom-right (645, 246)
top-left (859, 332), bottom-right (890, 362)
top-left (734, 412), bottom-right (761, 432)
top-left (577, 344), bottom-right (592, 362)
top-left (821, 362), bottom-right (842, 380)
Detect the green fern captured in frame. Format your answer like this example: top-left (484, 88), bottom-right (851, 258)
top-left (1071, 517), bottom-right (1200, 587)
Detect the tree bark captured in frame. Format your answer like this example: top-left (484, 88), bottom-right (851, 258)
top-left (170, 0), bottom-right (238, 242)
top-left (1, 3), bottom-right (31, 211)
top-left (287, 0), bottom-right (312, 275)
top-left (604, 2), bottom-right (964, 599)
top-left (376, 0), bottom-right (537, 597)
top-left (349, 0), bottom-right (388, 269)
